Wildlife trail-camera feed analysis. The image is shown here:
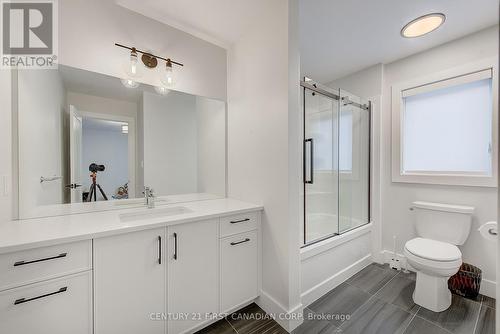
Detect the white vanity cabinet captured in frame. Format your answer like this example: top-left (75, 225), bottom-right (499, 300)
top-left (93, 227), bottom-right (167, 334)
top-left (0, 203), bottom-right (262, 334)
top-left (0, 272), bottom-right (93, 334)
top-left (167, 219), bottom-right (219, 334)
top-left (0, 241), bottom-right (93, 334)
top-left (219, 212), bottom-right (260, 313)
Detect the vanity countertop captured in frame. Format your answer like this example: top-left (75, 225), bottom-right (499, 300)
top-left (0, 198), bottom-right (263, 254)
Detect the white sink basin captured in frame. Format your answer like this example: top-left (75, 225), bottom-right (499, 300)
top-left (119, 206), bottom-right (192, 222)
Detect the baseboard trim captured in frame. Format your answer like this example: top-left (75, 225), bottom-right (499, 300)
top-left (301, 254), bottom-right (372, 307)
top-left (480, 278), bottom-right (497, 299)
top-left (256, 290), bottom-right (303, 333)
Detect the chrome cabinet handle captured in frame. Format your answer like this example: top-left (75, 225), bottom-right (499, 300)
top-left (230, 218), bottom-right (250, 224)
top-left (173, 233), bottom-right (178, 260)
top-left (158, 236), bottom-right (162, 264)
top-left (230, 238), bottom-right (250, 246)
top-left (14, 253), bottom-right (67, 267)
top-left (14, 287), bottom-right (67, 305)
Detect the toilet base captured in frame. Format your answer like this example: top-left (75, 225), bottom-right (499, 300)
top-left (412, 271), bottom-right (452, 312)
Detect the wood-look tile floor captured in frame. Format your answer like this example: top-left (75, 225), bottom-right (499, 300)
top-left (195, 263), bottom-right (496, 334)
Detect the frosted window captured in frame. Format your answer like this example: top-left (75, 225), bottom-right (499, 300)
top-left (402, 78), bottom-right (492, 174)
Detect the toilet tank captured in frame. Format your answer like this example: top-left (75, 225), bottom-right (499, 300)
top-left (412, 201), bottom-right (474, 245)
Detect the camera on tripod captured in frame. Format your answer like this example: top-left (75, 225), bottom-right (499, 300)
top-left (86, 163), bottom-right (108, 202)
top-left (89, 163), bottom-right (105, 173)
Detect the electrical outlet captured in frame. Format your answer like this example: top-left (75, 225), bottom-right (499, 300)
top-left (390, 259), bottom-right (401, 271)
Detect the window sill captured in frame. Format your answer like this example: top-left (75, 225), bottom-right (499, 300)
top-left (392, 172), bottom-right (497, 188)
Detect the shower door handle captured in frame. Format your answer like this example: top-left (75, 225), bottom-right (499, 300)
top-left (304, 138), bottom-right (314, 184)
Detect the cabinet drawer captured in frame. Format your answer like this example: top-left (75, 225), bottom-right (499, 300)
top-left (220, 211), bottom-right (259, 237)
top-left (0, 271), bottom-right (92, 334)
top-left (220, 230), bottom-right (258, 312)
top-left (0, 240), bottom-right (92, 291)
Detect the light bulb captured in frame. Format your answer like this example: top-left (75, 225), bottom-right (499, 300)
top-left (160, 59), bottom-right (175, 87)
top-left (154, 85), bottom-right (170, 95)
top-left (123, 47), bottom-right (141, 78)
top-left (130, 54), bottom-right (137, 75)
top-left (121, 78), bottom-right (139, 89)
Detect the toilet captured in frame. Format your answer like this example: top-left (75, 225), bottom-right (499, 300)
top-left (404, 201), bottom-right (474, 312)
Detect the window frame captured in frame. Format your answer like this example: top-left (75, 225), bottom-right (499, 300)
top-left (391, 58), bottom-right (498, 187)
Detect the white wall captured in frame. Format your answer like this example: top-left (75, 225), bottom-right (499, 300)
top-left (59, 0), bottom-right (227, 101)
top-left (81, 122), bottom-right (129, 200)
top-left (143, 91), bottom-right (198, 196)
top-left (67, 92), bottom-right (138, 120)
top-left (196, 97), bottom-right (226, 197)
top-left (18, 70), bottom-right (66, 216)
top-left (0, 70), bottom-right (12, 222)
top-left (380, 27), bottom-right (498, 296)
top-left (227, 0), bottom-right (302, 331)
top-left (328, 64), bottom-right (384, 98)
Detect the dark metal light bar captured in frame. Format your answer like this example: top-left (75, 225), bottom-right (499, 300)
top-left (115, 43), bottom-right (184, 67)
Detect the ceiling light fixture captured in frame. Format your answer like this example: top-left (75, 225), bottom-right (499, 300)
top-left (121, 124), bottom-right (129, 134)
top-left (116, 43), bottom-right (183, 89)
top-left (401, 13), bottom-right (445, 38)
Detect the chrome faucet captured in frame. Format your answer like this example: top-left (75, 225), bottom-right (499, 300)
top-left (143, 186), bottom-right (155, 209)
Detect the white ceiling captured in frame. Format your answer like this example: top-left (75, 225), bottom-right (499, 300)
top-left (115, 0), bottom-right (498, 83)
top-left (116, 0), bottom-right (265, 48)
top-left (301, 0), bottom-right (498, 82)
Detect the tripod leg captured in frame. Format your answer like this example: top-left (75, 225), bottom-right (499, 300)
top-left (96, 184), bottom-right (108, 201)
top-left (87, 184), bottom-right (94, 202)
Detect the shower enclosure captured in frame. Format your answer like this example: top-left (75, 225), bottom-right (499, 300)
top-left (302, 79), bottom-right (371, 245)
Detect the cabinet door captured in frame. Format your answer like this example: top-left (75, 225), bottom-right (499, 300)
top-left (0, 271), bottom-right (92, 334)
top-left (94, 228), bottom-right (166, 334)
top-left (220, 230), bottom-right (258, 312)
top-left (168, 220), bottom-right (218, 334)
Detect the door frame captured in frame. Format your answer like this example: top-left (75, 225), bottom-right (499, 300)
top-left (79, 111), bottom-right (137, 199)
top-left (69, 105), bottom-right (83, 203)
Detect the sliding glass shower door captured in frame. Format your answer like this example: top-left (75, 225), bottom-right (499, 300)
top-left (303, 81), bottom-right (370, 245)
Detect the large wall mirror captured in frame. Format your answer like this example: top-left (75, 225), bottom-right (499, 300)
top-left (16, 65), bottom-right (226, 219)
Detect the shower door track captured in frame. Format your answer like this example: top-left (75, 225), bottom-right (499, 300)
top-left (300, 80), bottom-right (369, 111)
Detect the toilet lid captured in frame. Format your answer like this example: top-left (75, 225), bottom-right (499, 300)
top-left (405, 238), bottom-right (461, 262)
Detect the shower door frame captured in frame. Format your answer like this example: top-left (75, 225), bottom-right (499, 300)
top-left (301, 78), bottom-right (372, 247)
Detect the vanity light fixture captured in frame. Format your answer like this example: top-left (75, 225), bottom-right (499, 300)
top-left (115, 43), bottom-right (183, 89)
top-left (401, 13), bottom-right (445, 38)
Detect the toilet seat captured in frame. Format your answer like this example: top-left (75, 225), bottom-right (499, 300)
top-left (404, 238), bottom-right (462, 277)
top-left (405, 237), bottom-right (461, 262)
